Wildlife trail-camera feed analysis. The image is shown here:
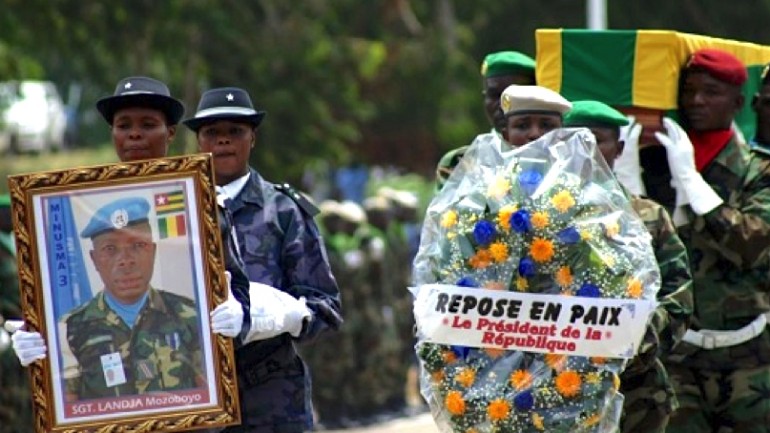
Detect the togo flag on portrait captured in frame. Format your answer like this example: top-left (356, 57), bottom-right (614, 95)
top-left (154, 190), bottom-right (187, 239)
top-left (46, 196), bottom-right (92, 321)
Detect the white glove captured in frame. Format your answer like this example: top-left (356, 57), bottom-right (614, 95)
top-left (210, 271), bottom-right (245, 338)
top-left (7, 320), bottom-right (47, 367)
top-left (655, 118), bottom-right (723, 215)
top-left (244, 282), bottom-right (312, 343)
top-left (614, 116), bottom-right (646, 195)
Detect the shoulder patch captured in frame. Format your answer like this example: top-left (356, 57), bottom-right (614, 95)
top-left (274, 183), bottom-right (319, 216)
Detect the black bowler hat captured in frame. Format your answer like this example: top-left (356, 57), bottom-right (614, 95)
top-left (96, 76), bottom-right (185, 125)
top-left (182, 87), bottom-right (267, 132)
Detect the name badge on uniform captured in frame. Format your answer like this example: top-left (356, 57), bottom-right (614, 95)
top-left (101, 352), bottom-right (127, 388)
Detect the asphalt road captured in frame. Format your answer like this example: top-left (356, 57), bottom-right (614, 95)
top-left (322, 413), bottom-right (439, 433)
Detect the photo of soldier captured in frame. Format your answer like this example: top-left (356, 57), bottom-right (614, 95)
top-left (58, 195), bottom-right (204, 401)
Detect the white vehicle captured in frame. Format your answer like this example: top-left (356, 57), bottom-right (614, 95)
top-left (0, 80), bottom-right (67, 153)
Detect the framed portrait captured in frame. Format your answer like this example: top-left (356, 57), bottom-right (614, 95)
top-left (7, 154), bottom-right (240, 433)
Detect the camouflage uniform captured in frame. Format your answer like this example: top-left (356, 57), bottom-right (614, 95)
top-left (663, 136), bottom-right (770, 432)
top-left (0, 231), bottom-right (34, 433)
top-left (60, 288), bottom-right (202, 400)
top-left (227, 169), bottom-right (342, 432)
top-left (620, 192), bottom-right (693, 433)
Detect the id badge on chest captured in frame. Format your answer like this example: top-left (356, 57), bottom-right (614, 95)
top-left (101, 352), bottom-right (127, 388)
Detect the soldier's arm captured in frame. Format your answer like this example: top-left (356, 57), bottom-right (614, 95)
top-left (697, 156), bottom-right (770, 270)
top-left (280, 205), bottom-right (342, 341)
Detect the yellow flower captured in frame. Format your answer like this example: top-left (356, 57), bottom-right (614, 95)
top-left (627, 277), bottom-right (643, 298)
top-left (487, 176), bottom-right (511, 199)
top-left (516, 276), bottom-right (529, 291)
top-left (613, 373), bottom-right (621, 391)
top-left (497, 204), bottom-right (518, 231)
top-left (489, 242), bottom-right (509, 262)
top-left (447, 231), bottom-right (457, 240)
top-left (455, 368), bottom-right (476, 388)
top-left (580, 230), bottom-right (592, 240)
top-left (584, 413), bottom-right (601, 427)
top-left (445, 391), bottom-right (466, 415)
top-left (555, 370), bottom-right (582, 398)
top-left (551, 190), bottom-right (575, 213)
top-left (530, 237), bottom-right (554, 262)
top-left (487, 399), bottom-right (511, 421)
top-left (532, 413), bottom-right (545, 431)
top-left (585, 372), bottom-right (601, 385)
top-left (604, 221), bottom-right (620, 237)
top-left (469, 249), bottom-right (493, 269)
top-left (510, 369), bottom-right (533, 390)
top-left (531, 211), bottom-right (549, 229)
top-left (555, 266), bottom-right (573, 287)
top-left (440, 210), bottom-right (458, 228)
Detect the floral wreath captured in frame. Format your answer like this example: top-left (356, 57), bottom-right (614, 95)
top-left (412, 129), bottom-right (659, 433)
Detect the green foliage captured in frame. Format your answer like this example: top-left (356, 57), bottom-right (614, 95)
top-left (2, 0), bottom-right (770, 182)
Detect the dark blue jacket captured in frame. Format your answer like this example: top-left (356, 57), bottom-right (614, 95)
top-left (227, 168), bottom-right (342, 432)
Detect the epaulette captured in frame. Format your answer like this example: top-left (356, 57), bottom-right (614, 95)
top-left (274, 183), bottom-right (319, 216)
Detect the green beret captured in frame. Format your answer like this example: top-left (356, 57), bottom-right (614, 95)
top-left (480, 51), bottom-right (536, 78)
top-left (563, 100), bottom-right (629, 128)
top-left (0, 194), bottom-right (9, 208)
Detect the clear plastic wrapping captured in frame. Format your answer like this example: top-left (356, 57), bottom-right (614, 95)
top-left (412, 129), bottom-right (660, 433)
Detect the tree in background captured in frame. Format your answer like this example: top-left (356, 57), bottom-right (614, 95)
top-left (3, 0), bottom-right (770, 181)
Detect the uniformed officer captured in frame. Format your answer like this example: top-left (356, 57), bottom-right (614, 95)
top-left (435, 50), bottom-right (536, 190)
top-left (56, 196), bottom-right (203, 400)
top-left (563, 101), bottom-right (694, 433)
top-left (653, 48), bottom-right (770, 433)
top-left (499, 84), bottom-right (571, 147)
top-left (184, 87), bottom-right (342, 433)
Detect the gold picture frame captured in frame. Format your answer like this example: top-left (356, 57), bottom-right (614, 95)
top-left (7, 154), bottom-right (240, 433)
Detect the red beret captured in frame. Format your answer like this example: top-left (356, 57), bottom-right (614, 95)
top-left (685, 48), bottom-right (748, 86)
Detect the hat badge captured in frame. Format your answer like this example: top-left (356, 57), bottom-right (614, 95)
top-left (226, 93), bottom-right (234, 102)
top-left (501, 93), bottom-right (511, 112)
top-left (124, 82), bottom-right (132, 90)
top-left (110, 208), bottom-right (129, 229)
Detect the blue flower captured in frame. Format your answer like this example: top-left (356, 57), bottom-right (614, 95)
top-left (456, 277), bottom-right (477, 287)
top-left (510, 209), bottom-right (532, 233)
top-left (557, 226), bottom-right (581, 244)
top-left (473, 220), bottom-right (497, 245)
top-left (519, 169), bottom-right (543, 196)
top-left (518, 258), bottom-right (536, 277)
top-left (576, 283), bottom-right (601, 297)
top-left (514, 390), bottom-right (534, 410)
top-left (450, 345), bottom-right (471, 360)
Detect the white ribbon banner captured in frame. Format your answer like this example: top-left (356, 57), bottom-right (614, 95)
top-left (413, 284), bottom-right (657, 358)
